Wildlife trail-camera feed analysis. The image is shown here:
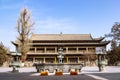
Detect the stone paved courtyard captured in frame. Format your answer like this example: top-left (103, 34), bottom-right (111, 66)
top-left (0, 66), bottom-right (120, 80)
top-left (0, 73), bottom-right (97, 80)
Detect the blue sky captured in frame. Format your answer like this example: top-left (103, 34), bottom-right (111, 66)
top-left (0, 0), bottom-right (120, 51)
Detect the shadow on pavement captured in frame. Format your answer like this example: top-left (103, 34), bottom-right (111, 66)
top-left (0, 72), bottom-right (97, 80)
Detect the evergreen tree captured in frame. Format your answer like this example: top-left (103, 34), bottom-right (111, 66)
top-left (0, 42), bottom-right (9, 66)
top-left (106, 22), bottom-right (120, 65)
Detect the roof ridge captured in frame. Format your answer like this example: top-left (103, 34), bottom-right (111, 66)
top-left (32, 34), bottom-right (91, 35)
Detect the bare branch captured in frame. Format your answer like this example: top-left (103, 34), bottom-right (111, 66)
top-left (16, 8), bottom-right (34, 62)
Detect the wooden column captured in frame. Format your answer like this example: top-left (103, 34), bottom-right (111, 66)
top-left (43, 57), bottom-right (46, 63)
top-left (87, 55), bottom-right (90, 66)
top-left (77, 57), bottom-right (79, 63)
top-left (35, 48), bottom-right (36, 53)
top-left (77, 47), bottom-right (78, 53)
top-left (33, 57), bottom-right (35, 62)
top-left (55, 47), bottom-right (57, 53)
top-left (86, 47), bottom-right (88, 53)
top-left (66, 57), bottom-right (69, 63)
top-left (54, 57), bottom-right (56, 63)
top-left (66, 47), bottom-right (68, 53)
top-left (44, 47), bottom-right (46, 53)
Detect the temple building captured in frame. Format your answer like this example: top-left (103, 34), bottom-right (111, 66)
top-left (13, 34), bottom-right (110, 66)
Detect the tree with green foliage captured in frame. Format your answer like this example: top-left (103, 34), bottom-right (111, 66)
top-left (16, 8), bottom-right (34, 62)
top-left (0, 42), bottom-right (9, 66)
top-left (105, 22), bottom-right (120, 65)
top-left (107, 40), bottom-right (120, 65)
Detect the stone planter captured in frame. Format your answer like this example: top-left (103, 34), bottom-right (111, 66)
top-left (55, 71), bottom-right (63, 76)
top-left (40, 71), bottom-right (48, 76)
top-left (70, 71), bottom-right (78, 75)
top-left (69, 69), bottom-right (78, 75)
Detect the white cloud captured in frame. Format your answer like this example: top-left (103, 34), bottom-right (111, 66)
top-left (34, 17), bottom-right (80, 34)
top-left (26, 3), bottom-right (81, 34)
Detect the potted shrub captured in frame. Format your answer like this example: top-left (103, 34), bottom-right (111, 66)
top-left (40, 69), bottom-right (49, 76)
top-left (55, 69), bottom-right (63, 76)
top-left (40, 71), bottom-right (48, 76)
top-left (70, 69), bottom-right (78, 75)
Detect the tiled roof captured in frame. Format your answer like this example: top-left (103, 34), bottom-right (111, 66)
top-left (30, 41), bottom-right (110, 46)
top-left (30, 34), bottom-right (94, 41)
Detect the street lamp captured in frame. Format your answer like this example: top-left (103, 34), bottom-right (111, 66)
top-left (96, 47), bottom-right (107, 72)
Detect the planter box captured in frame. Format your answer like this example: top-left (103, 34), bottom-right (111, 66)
top-left (55, 71), bottom-right (63, 76)
top-left (40, 71), bottom-right (48, 76)
top-left (34, 63), bottom-right (83, 73)
top-left (70, 71), bottom-right (78, 75)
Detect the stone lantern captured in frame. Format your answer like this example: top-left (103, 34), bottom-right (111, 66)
top-left (96, 47), bottom-right (107, 71)
top-left (57, 47), bottom-right (64, 63)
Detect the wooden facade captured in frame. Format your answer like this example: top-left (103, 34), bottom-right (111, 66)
top-left (13, 34), bottom-right (109, 66)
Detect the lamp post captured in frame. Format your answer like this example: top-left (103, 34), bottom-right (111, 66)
top-left (96, 47), bottom-right (107, 72)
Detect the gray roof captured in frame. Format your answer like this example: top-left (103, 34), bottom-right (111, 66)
top-left (30, 34), bottom-right (94, 41)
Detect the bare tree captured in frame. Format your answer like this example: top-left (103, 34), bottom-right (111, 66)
top-left (16, 8), bottom-right (34, 62)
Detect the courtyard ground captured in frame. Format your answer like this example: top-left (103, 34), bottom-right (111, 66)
top-left (0, 66), bottom-right (120, 80)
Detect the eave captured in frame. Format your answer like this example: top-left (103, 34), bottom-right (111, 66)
top-left (29, 41), bottom-right (110, 46)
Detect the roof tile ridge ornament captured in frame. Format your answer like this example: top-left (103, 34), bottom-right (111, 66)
top-left (60, 32), bottom-right (63, 35)
top-left (59, 32), bottom-right (63, 40)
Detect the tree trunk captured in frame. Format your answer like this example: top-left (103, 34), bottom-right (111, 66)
top-left (21, 54), bottom-right (27, 62)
